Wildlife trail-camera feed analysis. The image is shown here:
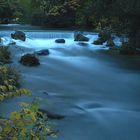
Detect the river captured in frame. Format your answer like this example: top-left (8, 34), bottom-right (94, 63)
top-left (0, 24), bottom-right (140, 140)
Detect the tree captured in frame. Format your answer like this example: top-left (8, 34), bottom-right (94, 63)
top-left (0, 0), bottom-right (22, 23)
top-left (93, 0), bottom-right (140, 49)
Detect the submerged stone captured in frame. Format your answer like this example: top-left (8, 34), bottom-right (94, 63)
top-left (35, 49), bottom-right (50, 56)
top-left (39, 109), bottom-right (65, 120)
top-left (55, 39), bottom-right (65, 43)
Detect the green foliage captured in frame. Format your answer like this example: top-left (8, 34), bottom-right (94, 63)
top-left (0, 66), bottom-right (19, 87)
top-left (0, 46), bottom-right (11, 64)
top-left (0, 0), bottom-right (22, 23)
top-left (0, 65), bottom-right (31, 101)
top-left (0, 87), bottom-right (31, 102)
top-left (31, 0), bottom-right (80, 27)
top-left (0, 100), bottom-right (55, 140)
top-left (93, 0), bottom-right (140, 49)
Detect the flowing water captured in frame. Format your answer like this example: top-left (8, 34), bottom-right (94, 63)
top-left (0, 24), bottom-right (140, 140)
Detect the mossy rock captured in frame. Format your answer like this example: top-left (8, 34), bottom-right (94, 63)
top-left (93, 29), bottom-right (112, 45)
top-left (74, 32), bottom-right (89, 42)
top-left (106, 39), bottom-right (116, 50)
top-left (99, 29), bottom-right (111, 42)
top-left (19, 54), bottom-right (40, 66)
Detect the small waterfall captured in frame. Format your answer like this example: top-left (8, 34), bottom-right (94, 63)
top-left (26, 31), bottom-right (74, 39)
top-left (0, 30), bottom-right (74, 39)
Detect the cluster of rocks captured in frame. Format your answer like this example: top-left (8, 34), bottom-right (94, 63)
top-left (9, 31), bottom-right (50, 67)
top-left (93, 29), bottom-right (116, 50)
top-left (19, 49), bottom-right (50, 67)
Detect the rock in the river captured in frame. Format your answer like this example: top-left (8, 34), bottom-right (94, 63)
top-left (55, 39), bottom-right (65, 43)
top-left (93, 39), bottom-right (104, 45)
top-left (11, 31), bottom-right (26, 41)
top-left (39, 109), bottom-right (65, 120)
top-left (19, 53), bottom-right (40, 66)
top-left (74, 32), bottom-right (89, 42)
top-left (98, 29), bottom-right (111, 42)
top-left (35, 49), bottom-right (50, 56)
top-left (93, 28), bottom-right (112, 45)
top-left (106, 39), bottom-right (116, 49)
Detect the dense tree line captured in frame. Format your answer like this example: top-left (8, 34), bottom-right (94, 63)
top-left (0, 0), bottom-right (140, 49)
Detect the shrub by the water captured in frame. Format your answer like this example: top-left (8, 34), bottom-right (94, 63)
top-left (0, 46), bottom-right (11, 64)
top-left (0, 99), bottom-right (55, 140)
top-left (0, 66), bottom-right (31, 101)
top-left (0, 66), bottom-right (19, 87)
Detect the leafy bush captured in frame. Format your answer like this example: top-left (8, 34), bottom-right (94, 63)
top-left (0, 66), bottom-right (31, 101)
top-left (0, 0), bottom-right (22, 23)
top-left (31, 0), bottom-right (80, 27)
top-left (0, 46), bottom-right (11, 64)
top-left (0, 99), bottom-right (55, 140)
top-left (0, 66), bottom-right (20, 87)
top-left (0, 86), bottom-right (31, 102)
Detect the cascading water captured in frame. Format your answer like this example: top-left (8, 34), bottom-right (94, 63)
top-left (0, 29), bottom-right (100, 50)
top-left (26, 31), bottom-right (74, 39)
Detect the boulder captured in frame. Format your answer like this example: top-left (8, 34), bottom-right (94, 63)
top-left (19, 54), bottom-right (40, 66)
top-left (99, 29), bottom-right (111, 42)
top-left (55, 39), bottom-right (65, 43)
top-left (93, 29), bottom-right (112, 46)
top-left (106, 39), bottom-right (115, 47)
top-left (11, 31), bottom-right (26, 41)
top-left (93, 39), bottom-right (104, 45)
top-left (106, 39), bottom-right (116, 49)
top-left (39, 109), bottom-right (65, 120)
top-left (35, 49), bottom-right (50, 56)
top-left (74, 32), bottom-right (89, 42)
